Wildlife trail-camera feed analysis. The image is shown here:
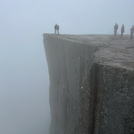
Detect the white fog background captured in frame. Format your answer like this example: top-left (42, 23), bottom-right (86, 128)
top-left (0, 0), bottom-right (133, 134)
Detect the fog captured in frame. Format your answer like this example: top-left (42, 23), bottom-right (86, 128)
top-left (0, 0), bottom-right (133, 134)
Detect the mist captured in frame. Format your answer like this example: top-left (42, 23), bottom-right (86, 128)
top-left (0, 0), bottom-right (133, 134)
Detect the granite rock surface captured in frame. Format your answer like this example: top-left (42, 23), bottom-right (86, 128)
top-left (43, 34), bottom-right (134, 134)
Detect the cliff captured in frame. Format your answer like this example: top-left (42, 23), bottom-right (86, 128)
top-left (43, 34), bottom-right (134, 134)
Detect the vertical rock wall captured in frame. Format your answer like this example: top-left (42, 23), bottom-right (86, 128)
top-left (89, 64), bottom-right (134, 134)
top-left (43, 34), bottom-right (134, 134)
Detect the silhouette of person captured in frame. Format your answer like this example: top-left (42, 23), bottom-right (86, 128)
top-left (121, 25), bottom-right (124, 38)
top-left (114, 23), bottom-right (118, 36)
top-left (54, 24), bottom-right (59, 34)
top-left (130, 25), bottom-right (134, 39)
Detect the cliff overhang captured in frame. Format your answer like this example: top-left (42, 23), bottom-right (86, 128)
top-left (43, 34), bottom-right (134, 134)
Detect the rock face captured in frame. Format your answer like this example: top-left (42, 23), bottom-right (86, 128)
top-left (43, 34), bottom-right (134, 134)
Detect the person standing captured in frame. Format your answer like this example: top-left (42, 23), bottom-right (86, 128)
top-left (114, 23), bottom-right (118, 36)
top-left (130, 25), bottom-right (134, 39)
top-left (121, 25), bottom-right (124, 38)
top-left (54, 24), bottom-right (59, 34)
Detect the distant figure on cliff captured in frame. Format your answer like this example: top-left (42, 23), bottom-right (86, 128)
top-left (54, 24), bottom-right (59, 34)
top-left (114, 23), bottom-right (118, 36)
top-left (130, 25), bottom-right (134, 39)
top-left (121, 25), bottom-right (124, 38)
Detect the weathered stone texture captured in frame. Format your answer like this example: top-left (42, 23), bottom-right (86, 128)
top-left (43, 34), bottom-right (134, 134)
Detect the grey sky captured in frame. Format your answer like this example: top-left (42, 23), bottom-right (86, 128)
top-left (0, 0), bottom-right (133, 134)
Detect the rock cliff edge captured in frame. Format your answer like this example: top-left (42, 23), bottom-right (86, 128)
top-left (43, 34), bottom-right (134, 134)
